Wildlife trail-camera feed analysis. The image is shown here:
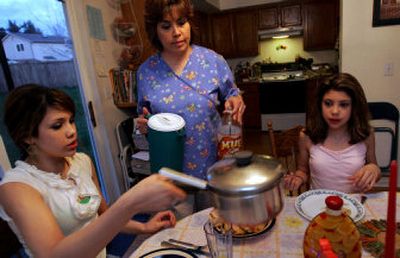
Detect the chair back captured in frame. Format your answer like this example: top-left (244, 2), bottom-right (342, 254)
top-left (115, 118), bottom-right (135, 192)
top-left (0, 219), bottom-right (23, 258)
top-left (268, 122), bottom-right (302, 171)
top-left (115, 118), bottom-right (150, 191)
top-left (267, 121), bottom-right (306, 195)
top-left (368, 102), bottom-right (399, 174)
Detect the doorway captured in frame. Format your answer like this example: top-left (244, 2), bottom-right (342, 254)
top-left (0, 0), bottom-right (107, 197)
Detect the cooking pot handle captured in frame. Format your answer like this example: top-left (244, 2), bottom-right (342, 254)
top-left (159, 167), bottom-right (207, 190)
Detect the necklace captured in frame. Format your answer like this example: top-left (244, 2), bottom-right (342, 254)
top-left (26, 157), bottom-right (70, 179)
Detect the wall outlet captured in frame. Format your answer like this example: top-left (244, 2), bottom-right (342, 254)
top-left (384, 63), bottom-right (394, 76)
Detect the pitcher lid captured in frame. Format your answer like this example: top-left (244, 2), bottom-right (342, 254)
top-left (148, 113), bottom-right (185, 132)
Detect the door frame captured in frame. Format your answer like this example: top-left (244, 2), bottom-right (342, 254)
top-left (63, 1), bottom-right (122, 203)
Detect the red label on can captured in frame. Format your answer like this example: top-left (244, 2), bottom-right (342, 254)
top-left (217, 134), bottom-right (242, 159)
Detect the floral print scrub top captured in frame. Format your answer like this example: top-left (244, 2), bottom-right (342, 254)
top-left (137, 45), bottom-right (239, 179)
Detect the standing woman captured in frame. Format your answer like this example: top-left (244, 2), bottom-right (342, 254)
top-left (136, 0), bottom-right (245, 180)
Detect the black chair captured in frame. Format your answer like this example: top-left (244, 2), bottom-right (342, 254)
top-left (368, 102), bottom-right (399, 177)
top-left (368, 102), bottom-right (399, 171)
top-left (0, 219), bottom-right (24, 258)
top-left (115, 118), bottom-right (150, 191)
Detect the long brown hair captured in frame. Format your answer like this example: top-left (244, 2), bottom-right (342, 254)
top-left (4, 84), bottom-right (76, 159)
top-left (144, 0), bottom-right (195, 51)
top-left (306, 73), bottom-right (371, 144)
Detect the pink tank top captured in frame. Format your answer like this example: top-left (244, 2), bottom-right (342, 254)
top-left (309, 142), bottom-right (367, 193)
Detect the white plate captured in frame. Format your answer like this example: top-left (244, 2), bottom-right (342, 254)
top-left (295, 189), bottom-right (365, 222)
top-left (139, 248), bottom-right (197, 258)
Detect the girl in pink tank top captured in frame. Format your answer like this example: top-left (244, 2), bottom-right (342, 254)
top-left (284, 73), bottom-right (381, 193)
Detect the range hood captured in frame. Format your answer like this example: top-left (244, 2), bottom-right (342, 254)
top-left (258, 26), bottom-right (303, 40)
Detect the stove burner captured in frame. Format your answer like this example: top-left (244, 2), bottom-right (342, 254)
top-left (261, 70), bottom-right (305, 82)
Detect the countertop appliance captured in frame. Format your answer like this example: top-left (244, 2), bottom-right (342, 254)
top-left (259, 62), bottom-right (306, 131)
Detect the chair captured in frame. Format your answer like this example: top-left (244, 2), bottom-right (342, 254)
top-left (368, 102), bottom-right (399, 190)
top-left (267, 121), bottom-right (307, 195)
top-left (115, 118), bottom-right (150, 192)
top-left (0, 218), bottom-right (25, 258)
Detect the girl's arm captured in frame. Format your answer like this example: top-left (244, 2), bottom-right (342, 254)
top-left (284, 130), bottom-right (310, 191)
top-left (0, 173), bottom-right (185, 258)
top-left (365, 130), bottom-right (381, 182)
top-left (90, 162), bottom-right (176, 235)
top-left (349, 131), bottom-right (381, 192)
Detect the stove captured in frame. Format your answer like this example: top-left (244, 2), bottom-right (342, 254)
top-left (261, 70), bottom-right (305, 82)
top-left (259, 62), bottom-right (307, 130)
top-left (260, 62), bottom-right (306, 82)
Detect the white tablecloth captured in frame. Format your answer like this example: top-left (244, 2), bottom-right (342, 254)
top-left (126, 192), bottom-right (399, 257)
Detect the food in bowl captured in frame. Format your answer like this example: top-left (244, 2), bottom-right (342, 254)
top-left (209, 209), bottom-right (269, 237)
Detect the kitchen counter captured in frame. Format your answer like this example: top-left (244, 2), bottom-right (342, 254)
top-left (237, 70), bottom-right (335, 84)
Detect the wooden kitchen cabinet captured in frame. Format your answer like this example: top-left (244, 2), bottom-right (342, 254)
top-left (303, 0), bottom-right (339, 50)
top-left (210, 13), bottom-right (235, 57)
top-left (192, 11), bottom-right (212, 48)
top-left (210, 10), bottom-right (258, 58)
top-left (237, 82), bottom-right (261, 128)
top-left (259, 4), bottom-right (302, 30)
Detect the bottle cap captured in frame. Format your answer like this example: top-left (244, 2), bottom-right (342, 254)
top-left (325, 195), bottom-right (343, 210)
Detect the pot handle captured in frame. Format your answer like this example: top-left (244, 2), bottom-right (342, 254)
top-left (159, 167), bottom-right (207, 190)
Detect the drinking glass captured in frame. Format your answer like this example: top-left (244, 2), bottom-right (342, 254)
top-left (203, 220), bottom-right (232, 258)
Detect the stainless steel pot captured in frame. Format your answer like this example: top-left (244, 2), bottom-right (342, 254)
top-left (159, 151), bottom-right (285, 225)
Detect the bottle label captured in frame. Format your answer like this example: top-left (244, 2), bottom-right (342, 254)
top-left (217, 134), bottom-right (242, 159)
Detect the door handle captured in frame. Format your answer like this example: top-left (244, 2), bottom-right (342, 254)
top-left (88, 101), bottom-right (97, 127)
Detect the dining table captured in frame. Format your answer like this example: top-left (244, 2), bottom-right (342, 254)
top-left (125, 191), bottom-right (399, 258)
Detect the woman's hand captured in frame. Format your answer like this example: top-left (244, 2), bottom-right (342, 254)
top-left (349, 163), bottom-right (381, 192)
top-left (140, 210), bottom-right (177, 234)
top-left (225, 95), bottom-right (245, 125)
top-left (127, 174), bottom-right (187, 213)
top-left (284, 172), bottom-right (304, 192)
top-left (136, 107), bottom-right (151, 134)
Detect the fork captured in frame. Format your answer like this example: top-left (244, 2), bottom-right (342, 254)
top-left (161, 238), bottom-right (209, 255)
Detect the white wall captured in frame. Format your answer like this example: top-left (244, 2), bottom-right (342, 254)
top-left (3, 36), bottom-right (34, 60)
top-left (341, 0), bottom-right (400, 181)
top-left (32, 43), bottom-right (73, 61)
top-left (341, 0), bottom-right (400, 108)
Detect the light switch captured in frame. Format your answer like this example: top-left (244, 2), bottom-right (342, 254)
top-left (384, 63), bottom-right (394, 76)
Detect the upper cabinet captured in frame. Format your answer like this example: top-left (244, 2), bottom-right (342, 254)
top-left (259, 4), bottom-right (302, 30)
top-left (192, 11), bottom-right (212, 48)
top-left (210, 9), bottom-right (259, 58)
top-left (303, 0), bottom-right (339, 51)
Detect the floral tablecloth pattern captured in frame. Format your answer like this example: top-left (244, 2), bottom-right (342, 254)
top-left (127, 192), bottom-right (399, 258)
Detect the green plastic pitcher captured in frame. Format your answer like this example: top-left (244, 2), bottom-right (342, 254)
top-left (147, 113), bottom-right (186, 173)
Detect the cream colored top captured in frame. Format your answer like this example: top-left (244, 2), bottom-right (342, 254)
top-left (0, 153), bottom-right (105, 257)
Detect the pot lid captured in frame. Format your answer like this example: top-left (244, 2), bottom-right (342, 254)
top-left (207, 151), bottom-right (284, 196)
top-left (148, 113), bottom-right (185, 132)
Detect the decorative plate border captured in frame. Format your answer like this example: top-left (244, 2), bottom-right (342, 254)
top-left (139, 247), bottom-right (198, 258)
top-left (295, 189), bottom-right (365, 222)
